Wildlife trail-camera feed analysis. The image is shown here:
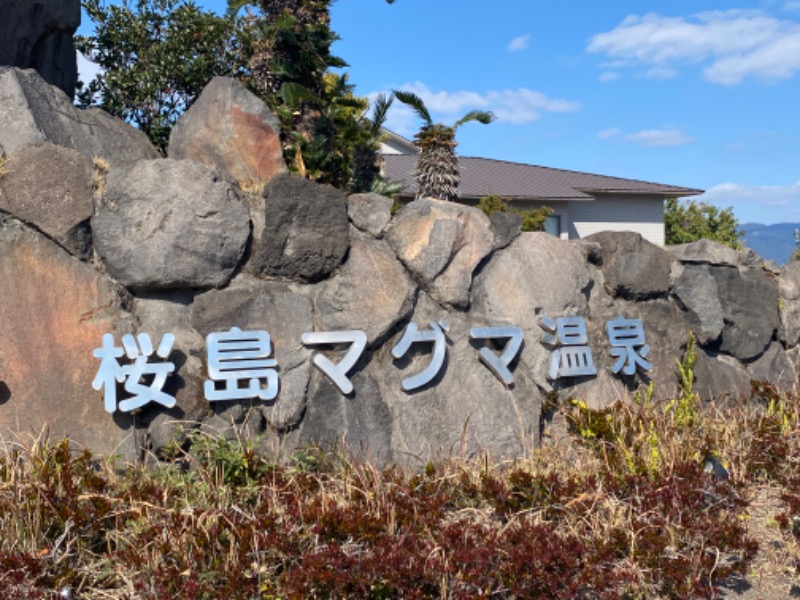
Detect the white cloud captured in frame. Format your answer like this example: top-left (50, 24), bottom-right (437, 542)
top-left (597, 127), bottom-right (621, 139)
top-left (699, 180), bottom-right (800, 222)
top-left (625, 128), bottom-right (694, 146)
top-left (76, 50), bottom-right (102, 85)
top-left (507, 34), bottom-right (532, 52)
top-left (598, 71), bottom-right (620, 82)
top-left (587, 10), bottom-right (800, 84)
top-left (381, 82), bottom-right (580, 134)
top-left (784, 1), bottom-right (800, 12)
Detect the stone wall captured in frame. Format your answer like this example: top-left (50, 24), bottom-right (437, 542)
top-left (0, 69), bottom-right (796, 466)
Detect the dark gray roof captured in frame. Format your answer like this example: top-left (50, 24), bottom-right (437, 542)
top-left (383, 154), bottom-right (703, 200)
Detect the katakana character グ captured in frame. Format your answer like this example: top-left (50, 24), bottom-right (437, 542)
top-left (606, 316), bottom-right (652, 376)
top-left (204, 327), bottom-right (279, 402)
top-left (469, 326), bottom-right (523, 386)
top-left (391, 321), bottom-right (449, 392)
top-left (540, 316), bottom-right (597, 380)
top-left (302, 330), bottom-right (367, 395)
top-left (92, 332), bottom-right (176, 413)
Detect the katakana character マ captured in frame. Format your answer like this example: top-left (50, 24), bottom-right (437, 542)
top-left (391, 321), bottom-right (449, 392)
top-left (540, 316), bottom-right (597, 380)
top-left (606, 316), bottom-right (652, 376)
top-left (204, 327), bottom-right (279, 401)
top-left (92, 332), bottom-right (176, 413)
top-left (469, 326), bottom-right (523, 386)
top-left (302, 330), bottom-right (367, 395)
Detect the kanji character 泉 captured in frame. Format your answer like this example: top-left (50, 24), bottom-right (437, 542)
top-left (391, 321), bottom-right (449, 392)
top-left (469, 326), bottom-right (523, 386)
top-left (204, 327), bottom-right (279, 401)
top-left (92, 332), bottom-right (176, 413)
top-left (301, 330), bottom-right (367, 395)
top-left (540, 316), bottom-right (597, 380)
top-left (606, 316), bottom-right (652, 376)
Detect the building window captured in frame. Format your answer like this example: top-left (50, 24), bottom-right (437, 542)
top-left (543, 215), bottom-right (561, 237)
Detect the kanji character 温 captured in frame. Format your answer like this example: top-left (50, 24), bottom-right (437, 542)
top-left (540, 316), bottom-right (597, 380)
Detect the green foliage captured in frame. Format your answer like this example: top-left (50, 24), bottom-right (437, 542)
top-left (76, 0), bottom-right (240, 153)
top-left (791, 245), bottom-right (800, 262)
top-left (665, 197), bottom-right (744, 249)
top-left (236, 0), bottom-right (378, 190)
top-left (478, 194), bottom-right (553, 232)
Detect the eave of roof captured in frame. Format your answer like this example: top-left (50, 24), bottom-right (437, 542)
top-left (382, 154), bottom-right (704, 199)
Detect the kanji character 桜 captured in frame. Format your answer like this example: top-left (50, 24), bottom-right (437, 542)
top-left (606, 316), bottom-right (652, 376)
top-left (302, 330), bottom-right (367, 395)
top-left (391, 321), bottom-right (449, 392)
top-left (540, 316), bottom-right (597, 380)
top-left (204, 327), bottom-right (279, 401)
top-left (92, 332), bottom-right (176, 413)
top-left (469, 326), bottom-right (523, 386)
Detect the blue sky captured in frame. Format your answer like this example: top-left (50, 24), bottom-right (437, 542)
top-left (78, 1), bottom-right (800, 225)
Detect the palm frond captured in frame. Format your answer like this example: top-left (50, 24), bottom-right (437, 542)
top-left (453, 110), bottom-right (496, 129)
top-left (393, 90), bottom-right (432, 126)
top-left (369, 93), bottom-right (394, 135)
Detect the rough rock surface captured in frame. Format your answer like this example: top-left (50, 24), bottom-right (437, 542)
top-left (373, 294), bottom-right (542, 462)
top-left (670, 239), bottom-right (746, 268)
top-left (0, 142), bottom-right (93, 258)
top-left (92, 159), bottom-right (250, 291)
top-left (0, 215), bottom-right (136, 457)
top-left (249, 173), bottom-right (349, 283)
top-left (387, 198), bottom-right (494, 308)
top-left (316, 230), bottom-right (416, 345)
top-left (471, 232), bottom-right (595, 397)
top-left (3, 73), bottom-right (800, 468)
top-left (169, 76), bottom-right (286, 186)
top-left (584, 231), bottom-right (671, 300)
top-left (779, 261), bottom-right (800, 348)
top-left (0, 0), bottom-right (80, 98)
top-left (191, 278), bottom-right (314, 431)
top-left (347, 192), bottom-right (393, 237)
top-left (488, 211), bottom-right (522, 250)
top-left (0, 67), bottom-right (159, 166)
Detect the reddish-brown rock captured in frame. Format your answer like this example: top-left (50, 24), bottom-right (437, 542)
top-left (0, 216), bottom-right (136, 456)
top-left (168, 76), bottom-right (287, 186)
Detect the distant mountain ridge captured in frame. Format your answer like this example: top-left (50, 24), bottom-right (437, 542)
top-left (741, 222), bottom-right (800, 265)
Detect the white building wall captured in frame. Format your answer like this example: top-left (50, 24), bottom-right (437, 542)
top-left (568, 196), bottom-right (665, 246)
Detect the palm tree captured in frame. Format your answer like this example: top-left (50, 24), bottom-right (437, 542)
top-left (393, 90), bottom-right (494, 201)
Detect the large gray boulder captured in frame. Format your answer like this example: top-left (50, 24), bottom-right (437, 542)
top-left (0, 215), bottom-right (137, 458)
top-left (376, 294), bottom-right (542, 463)
top-left (92, 159), bottom-right (250, 291)
top-left (169, 76), bottom-right (286, 186)
top-left (583, 231), bottom-right (671, 300)
top-left (316, 229), bottom-right (417, 345)
top-left (191, 278), bottom-right (315, 431)
top-left (0, 142), bottom-right (93, 258)
top-left (347, 192), bottom-right (393, 237)
top-left (779, 261), bottom-right (800, 348)
top-left (0, 67), bottom-right (159, 166)
top-left (670, 264), bottom-right (725, 346)
top-left (0, 0), bottom-right (80, 99)
top-left (248, 173), bottom-right (350, 283)
top-left (472, 232), bottom-right (593, 390)
top-left (672, 262), bottom-right (778, 361)
top-left (386, 197), bottom-right (494, 308)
